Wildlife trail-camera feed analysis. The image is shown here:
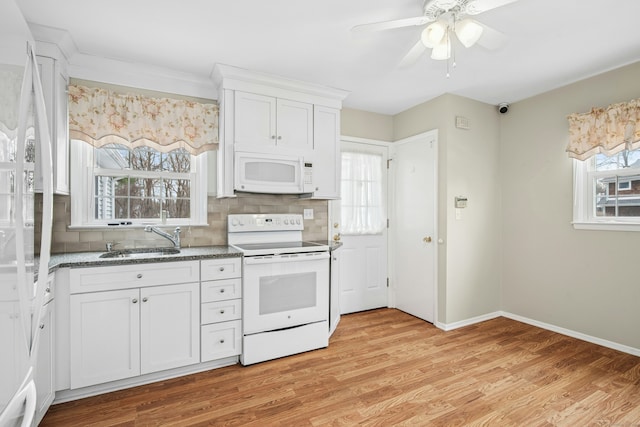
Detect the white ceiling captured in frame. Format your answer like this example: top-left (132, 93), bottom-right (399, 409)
top-left (16, 0), bottom-right (640, 115)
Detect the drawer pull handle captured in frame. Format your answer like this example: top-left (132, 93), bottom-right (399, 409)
top-left (142, 297), bottom-right (148, 302)
top-left (136, 273), bottom-right (143, 279)
top-left (132, 298), bottom-right (138, 304)
top-left (219, 339), bottom-right (225, 344)
top-left (220, 289), bottom-right (225, 293)
top-left (220, 309), bottom-right (225, 314)
top-left (219, 267), bottom-right (225, 272)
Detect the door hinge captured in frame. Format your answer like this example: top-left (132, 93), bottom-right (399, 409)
top-left (387, 218), bottom-right (390, 228)
top-left (387, 158), bottom-right (393, 169)
top-left (386, 277), bottom-right (390, 287)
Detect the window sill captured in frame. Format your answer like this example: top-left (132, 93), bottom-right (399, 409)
top-left (572, 221), bottom-right (640, 232)
top-left (68, 223), bottom-right (209, 231)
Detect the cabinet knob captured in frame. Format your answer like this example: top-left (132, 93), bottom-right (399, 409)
top-left (136, 273), bottom-right (143, 279)
top-left (39, 323), bottom-right (45, 329)
top-left (219, 266), bottom-right (225, 272)
top-left (277, 135), bottom-right (282, 140)
top-left (132, 298), bottom-right (138, 304)
top-left (271, 135), bottom-right (276, 139)
top-left (45, 287), bottom-right (51, 293)
top-left (219, 339), bottom-right (225, 344)
top-left (220, 309), bottom-right (225, 314)
top-left (142, 297), bottom-right (148, 302)
top-left (220, 289), bottom-right (225, 293)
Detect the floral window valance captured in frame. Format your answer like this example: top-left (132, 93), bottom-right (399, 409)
top-left (566, 98), bottom-right (640, 161)
top-left (68, 84), bottom-right (218, 155)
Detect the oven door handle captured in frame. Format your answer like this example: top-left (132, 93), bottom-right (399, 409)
top-left (244, 252), bottom-right (330, 265)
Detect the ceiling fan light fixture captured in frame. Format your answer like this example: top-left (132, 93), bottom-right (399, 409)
top-left (431, 39), bottom-right (451, 60)
top-left (421, 20), bottom-right (447, 48)
top-left (455, 18), bottom-right (484, 48)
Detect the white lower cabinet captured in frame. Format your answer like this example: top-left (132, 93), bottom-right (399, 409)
top-left (69, 282), bottom-right (199, 389)
top-left (140, 283), bottom-right (199, 374)
top-left (200, 259), bottom-right (242, 362)
top-left (70, 288), bottom-right (141, 389)
top-left (60, 257), bottom-right (242, 399)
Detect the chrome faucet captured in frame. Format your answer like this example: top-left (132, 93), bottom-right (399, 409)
top-left (144, 226), bottom-right (181, 249)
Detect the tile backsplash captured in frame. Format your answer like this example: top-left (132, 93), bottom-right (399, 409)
top-left (36, 193), bottom-right (329, 254)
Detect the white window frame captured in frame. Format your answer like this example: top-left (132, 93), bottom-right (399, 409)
top-left (572, 157), bottom-right (640, 231)
top-left (69, 139), bottom-right (208, 228)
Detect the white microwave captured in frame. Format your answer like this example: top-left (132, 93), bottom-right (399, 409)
top-left (234, 151), bottom-right (314, 194)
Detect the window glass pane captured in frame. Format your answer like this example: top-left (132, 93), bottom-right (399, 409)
top-left (594, 175), bottom-right (640, 218)
top-left (130, 177), bottom-right (162, 198)
top-left (340, 152), bottom-right (384, 234)
top-left (96, 144), bottom-right (130, 169)
top-left (130, 198), bottom-right (161, 219)
top-left (131, 147), bottom-right (161, 171)
top-left (163, 179), bottom-right (190, 198)
top-left (163, 149), bottom-right (191, 173)
top-left (595, 148), bottom-right (640, 171)
top-left (91, 145), bottom-right (194, 222)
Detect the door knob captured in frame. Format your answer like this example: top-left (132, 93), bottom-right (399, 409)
top-left (423, 236), bottom-right (432, 243)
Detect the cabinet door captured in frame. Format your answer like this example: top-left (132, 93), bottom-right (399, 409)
top-left (276, 98), bottom-right (313, 153)
top-left (34, 55), bottom-right (69, 195)
top-left (234, 91), bottom-right (277, 149)
top-left (312, 106), bottom-right (341, 199)
top-left (70, 289), bottom-right (140, 389)
top-left (140, 283), bottom-right (200, 375)
top-left (53, 65), bottom-right (69, 194)
top-left (34, 300), bottom-right (54, 425)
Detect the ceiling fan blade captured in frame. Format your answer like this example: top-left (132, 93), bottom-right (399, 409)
top-left (466, 0), bottom-right (519, 15)
top-left (475, 22), bottom-right (508, 50)
top-left (352, 16), bottom-right (434, 33)
top-left (399, 40), bottom-right (427, 68)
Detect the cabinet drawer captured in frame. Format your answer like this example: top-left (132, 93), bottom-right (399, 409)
top-left (201, 278), bottom-right (242, 303)
top-left (201, 299), bottom-right (241, 324)
top-left (201, 320), bottom-right (241, 362)
top-left (70, 261), bottom-right (199, 294)
top-left (201, 258), bottom-right (241, 281)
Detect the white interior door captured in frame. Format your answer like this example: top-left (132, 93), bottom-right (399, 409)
top-left (390, 131), bottom-right (437, 323)
top-left (331, 140), bottom-right (388, 314)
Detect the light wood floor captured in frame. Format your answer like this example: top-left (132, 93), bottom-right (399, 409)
top-left (42, 309), bottom-right (640, 426)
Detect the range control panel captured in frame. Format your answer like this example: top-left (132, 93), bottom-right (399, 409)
top-left (228, 214), bottom-right (304, 232)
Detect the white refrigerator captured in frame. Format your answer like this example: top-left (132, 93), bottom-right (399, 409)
top-left (0, 0), bottom-right (54, 425)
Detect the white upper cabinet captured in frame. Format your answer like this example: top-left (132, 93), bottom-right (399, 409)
top-left (311, 105), bottom-right (341, 199)
top-left (213, 64), bottom-right (349, 198)
top-left (234, 91), bottom-right (313, 154)
top-left (35, 50), bottom-right (69, 195)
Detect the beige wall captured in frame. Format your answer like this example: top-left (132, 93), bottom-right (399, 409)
top-left (394, 94), bottom-right (502, 325)
top-left (500, 61), bottom-right (640, 349)
top-left (340, 108), bottom-right (394, 141)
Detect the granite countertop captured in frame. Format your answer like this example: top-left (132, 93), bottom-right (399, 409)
top-left (42, 246), bottom-right (242, 277)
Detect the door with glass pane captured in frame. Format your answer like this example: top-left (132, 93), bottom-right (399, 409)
top-left (331, 140), bottom-right (388, 314)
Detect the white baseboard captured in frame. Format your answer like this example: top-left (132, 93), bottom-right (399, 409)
top-left (437, 310), bottom-right (640, 357)
top-left (436, 311), bottom-right (502, 331)
top-left (501, 311), bottom-right (640, 357)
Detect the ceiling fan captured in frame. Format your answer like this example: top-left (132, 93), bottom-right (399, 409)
top-left (352, 0), bottom-right (518, 68)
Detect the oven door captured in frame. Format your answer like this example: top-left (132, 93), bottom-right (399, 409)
top-left (243, 251), bottom-right (329, 335)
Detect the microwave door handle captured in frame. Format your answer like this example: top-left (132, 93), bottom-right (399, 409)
top-left (244, 253), bottom-right (330, 265)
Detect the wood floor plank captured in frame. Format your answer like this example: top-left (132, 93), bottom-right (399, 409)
top-left (41, 309), bottom-right (640, 426)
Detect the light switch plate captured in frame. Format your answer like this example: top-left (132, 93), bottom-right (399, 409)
top-left (303, 209), bottom-right (314, 220)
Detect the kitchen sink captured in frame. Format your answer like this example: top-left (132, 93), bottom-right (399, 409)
top-left (99, 248), bottom-right (181, 259)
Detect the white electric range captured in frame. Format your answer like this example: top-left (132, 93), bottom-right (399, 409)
top-left (228, 214), bottom-right (330, 365)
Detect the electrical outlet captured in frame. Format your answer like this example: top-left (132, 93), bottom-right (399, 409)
top-left (303, 209), bottom-right (314, 220)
